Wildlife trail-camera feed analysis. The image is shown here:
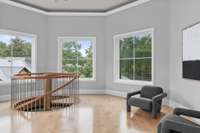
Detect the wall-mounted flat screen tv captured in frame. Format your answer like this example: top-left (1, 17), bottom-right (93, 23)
top-left (183, 22), bottom-right (200, 80)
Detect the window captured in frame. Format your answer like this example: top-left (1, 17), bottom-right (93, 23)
top-left (58, 37), bottom-right (96, 80)
top-left (114, 28), bottom-right (153, 85)
top-left (0, 29), bottom-right (36, 83)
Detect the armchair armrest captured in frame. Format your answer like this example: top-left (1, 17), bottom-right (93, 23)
top-left (163, 119), bottom-right (200, 133)
top-left (127, 90), bottom-right (141, 99)
top-left (152, 92), bottom-right (167, 102)
top-left (126, 90), bottom-right (141, 112)
top-left (151, 93), bottom-right (167, 118)
top-left (173, 108), bottom-right (200, 119)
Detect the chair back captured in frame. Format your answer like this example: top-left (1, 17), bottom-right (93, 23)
top-left (141, 86), bottom-right (163, 99)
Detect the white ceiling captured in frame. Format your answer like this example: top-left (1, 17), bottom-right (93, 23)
top-left (11, 0), bottom-right (138, 12)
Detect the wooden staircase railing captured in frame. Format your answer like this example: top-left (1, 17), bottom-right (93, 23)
top-left (11, 73), bottom-right (79, 112)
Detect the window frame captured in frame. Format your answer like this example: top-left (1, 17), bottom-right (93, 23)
top-left (113, 28), bottom-right (154, 85)
top-left (58, 36), bottom-right (96, 81)
top-left (0, 29), bottom-right (37, 85)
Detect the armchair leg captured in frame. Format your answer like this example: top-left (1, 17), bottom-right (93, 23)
top-left (152, 112), bottom-right (157, 118)
top-left (152, 102), bottom-right (162, 118)
top-left (152, 108), bottom-right (159, 118)
top-left (152, 109), bottom-right (161, 118)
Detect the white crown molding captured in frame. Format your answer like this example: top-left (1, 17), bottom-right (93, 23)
top-left (0, 0), bottom-right (151, 16)
top-left (0, 0), bottom-right (47, 15)
top-left (105, 0), bottom-right (151, 16)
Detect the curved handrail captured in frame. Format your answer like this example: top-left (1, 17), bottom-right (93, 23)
top-left (15, 78), bottom-right (75, 110)
top-left (12, 72), bottom-right (79, 80)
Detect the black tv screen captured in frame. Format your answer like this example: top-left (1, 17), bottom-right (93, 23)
top-left (183, 22), bottom-right (200, 80)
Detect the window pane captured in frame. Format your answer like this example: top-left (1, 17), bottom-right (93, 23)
top-left (78, 59), bottom-right (93, 78)
top-left (135, 34), bottom-right (152, 57)
top-left (120, 37), bottom-right (134, 58)
top-left (77, 40), bottom-right (93, 59)
top-left (12, 37), bottom-right (32, 74)
top-left (62, 60), bottom-right (78, 73)
top-left (0, 33), bottom-right (34, 82)
top-left (120, 59), bottom-right (134, 80)
top-left (61, 38), bottom-right (94, 80)
top-left (12, 37), bottom-right (32, 57)
top-left (0, 34), bottom-right (11, 57)
top-left (0, 34), bottom-right (12, 81)
top-left (63, 59), bottom-right (77, 66)
top-left (117, 29), bottom-right (153, 82)
top-left (135, 58), bottom-right (151, 81)
top-left (63, 41), bottom-right (78, 59)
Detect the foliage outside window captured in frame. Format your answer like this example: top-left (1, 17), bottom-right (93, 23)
top-left (58, 37), bottom-right (96, 80)
top-left (114, 29), bottom-right (153, 84)
top-left (0, 30), bottom-right (36, 82)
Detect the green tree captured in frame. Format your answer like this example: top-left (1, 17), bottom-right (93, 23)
top-left (9, 37), bottom-right (31, 57)
top-left (63, 41), bottom-right (81, 73)
top-left (0, 41), bottom-right (10, 57)
top-left (62, 41), bottom-right (93, 78)
top-left (0, 37), bottom-right (32, 58)
top-left (80, 45), bottom-right (93, 78)
top-left (119, 34), bottom-right (152, 81)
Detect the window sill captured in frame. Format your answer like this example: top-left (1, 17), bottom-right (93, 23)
top-left (114, 79), bottom-right (153, 86)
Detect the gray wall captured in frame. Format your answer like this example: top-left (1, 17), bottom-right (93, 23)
top-left (105, 0), bottom-right (170, 94)
top-left (47, 16), bottom-right (106, 90)
top-left (169, 0), bottom-right (200, 110)
top-left (0, 3), bottom-right (48, 96)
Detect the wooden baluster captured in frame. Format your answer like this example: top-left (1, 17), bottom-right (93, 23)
top-left (39, 80), bottom-right (42, 111)
top-left (44, 77), bottom-right (52, 111)
top-left (34, 79), bottom-right (37, 112)
top-left (30, 79), bottom-right (33, 112)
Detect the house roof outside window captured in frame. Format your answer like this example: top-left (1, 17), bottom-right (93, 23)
top-left (0, 57), bottom-right (31, 81)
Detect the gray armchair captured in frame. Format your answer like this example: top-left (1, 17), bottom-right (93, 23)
top-left (157, 108), bottom-right (200, 133)
top-left (127, 86), bottom-right (167, 118)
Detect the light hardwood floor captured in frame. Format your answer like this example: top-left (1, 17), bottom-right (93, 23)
top-left (0, 95), bottom-right (172, 133)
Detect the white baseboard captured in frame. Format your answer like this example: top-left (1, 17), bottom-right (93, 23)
top-left (0, 94), bottom-right (10, 102)
top-left (105, 89), bottom-right (127, 98)
top-left (79, 89), bottom-right (105, 94)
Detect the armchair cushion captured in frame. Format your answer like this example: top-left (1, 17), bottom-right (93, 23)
top-left (128, 97), bottom-right (152, 111)
top-left (141, 86), bottom-right (163, 99)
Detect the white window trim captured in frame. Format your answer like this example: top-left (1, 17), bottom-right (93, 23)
top-left (113, 28), bottom-right (154, 85)
top-left (0, 29), bottom-right (37, 86)
top-left (58, 36), bottom-right (96, 81)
